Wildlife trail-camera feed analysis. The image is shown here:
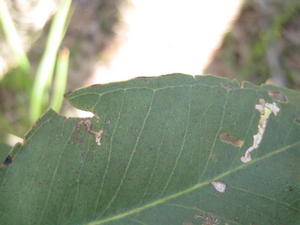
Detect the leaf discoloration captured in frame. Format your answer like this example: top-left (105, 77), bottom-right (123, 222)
top-left (241, 99), bottom-right (280, 163)
top-left (220, 133), bottom-right (244, 147)
top-left (210, 181), bottom-right (227, 193)
top-left (76, 119), bottom-right (103, 146)
top-left (268, 91), bottom-right (288, 103)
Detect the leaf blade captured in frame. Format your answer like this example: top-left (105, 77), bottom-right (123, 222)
top-left (1, 74), bottom-right (300, 225)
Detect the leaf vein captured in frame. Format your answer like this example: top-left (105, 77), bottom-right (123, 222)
top-left (86, 140), bottom-right (300, 225)
top-left (199, 90), bottom-right (230, 180)
top-left (166, 203), bottom-right (242, 225)
top-left (160, 86), bottom-right (193, 195)
top-left (38, 120), bottom-right (75, 224)
top-left (93, 90), bottom-right (126, 216)
top-left (100, 90), bottom-right (156, 215)
top-left (229, 184), bottom-right (300, 212)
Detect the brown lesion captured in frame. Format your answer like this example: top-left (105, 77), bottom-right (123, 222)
top-left (267, 91), bottom-right (288, 103)
top-left (219, 133), bottom-right (244, 147)
top-left (75, 119), bottom-right (103, 146)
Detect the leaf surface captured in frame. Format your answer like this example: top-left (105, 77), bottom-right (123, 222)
top-left (0, 143), bottom-right (11, 160)
top-left (1, 74), bottom-right (299, 225)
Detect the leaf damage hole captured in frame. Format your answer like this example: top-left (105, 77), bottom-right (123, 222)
top-left (76, 119), bottom-right (103, 146)
top-left (219, 133), bottom-right (244, 147)
top-left (3, 155), bottom-right (12, 166)
top-left (268, 91), bottom-right (288, 103)
top-left (241, 99), bottom-right (280, 163)
top-left (210, 181), bottom-right (226, 193)
top-left (295, 117), bottom-right (300, 125)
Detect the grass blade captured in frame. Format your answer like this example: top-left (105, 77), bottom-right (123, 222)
top-left (50, 48), bottom-right (69, 112)
top-left (0, 0), bottom-right (30, 72)
top-left (29, 0), bottom-right (72, 123)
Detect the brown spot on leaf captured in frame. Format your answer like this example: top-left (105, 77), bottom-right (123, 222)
top-left (268, 91), bottom-right (288, 103)
top-left (76, 119), bottom-right (103, 146)
top-left (220, 133), bottom-right (244, 147)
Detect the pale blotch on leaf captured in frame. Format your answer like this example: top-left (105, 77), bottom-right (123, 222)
top-left (220, 133), bottom-right (244, 147)
top-left (268, 91), bottom-right (288, 103)
top-left (76, 119), bottom-right (103, 146)
top-left (241, 99), bottom-right (280, 163)
top-left (210, 181), bottom-right (226, 193)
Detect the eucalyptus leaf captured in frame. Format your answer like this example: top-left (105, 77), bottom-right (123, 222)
top-left (1, 74), bottom-right (299, 225)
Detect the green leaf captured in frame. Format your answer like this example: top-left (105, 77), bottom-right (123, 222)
top-left (50, 48), bottom-right (70, 113)
top-left (1, 74), bottom-right (299, 225)
top-left (0, 143), bottom-right (11, 161)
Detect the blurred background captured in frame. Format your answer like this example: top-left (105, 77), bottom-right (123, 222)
top-left (0, 0), bottom-right (299, 145)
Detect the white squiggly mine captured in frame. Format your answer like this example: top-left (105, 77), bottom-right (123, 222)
top-left (241, 99), bottom-right (280, 163)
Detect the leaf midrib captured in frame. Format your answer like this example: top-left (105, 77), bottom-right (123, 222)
top-left (68, 83), bottom-right (259, 102)
top-left (86, 140), bottom-right (300, 225)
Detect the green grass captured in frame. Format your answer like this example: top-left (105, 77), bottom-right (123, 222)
top-left (0, 0), bottom-right (30, 73)
top-left (30, 0), bottom-right (72, 122)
